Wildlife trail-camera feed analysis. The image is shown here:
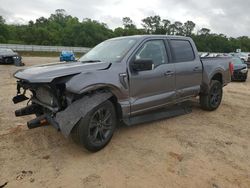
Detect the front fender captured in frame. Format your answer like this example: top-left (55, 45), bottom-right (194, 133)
top-left (79, 83), bottom-right (124, 99)
top-left (65, 70), bottom-right (128, 100)
top-left (56, 92), bottom-right (112, 137)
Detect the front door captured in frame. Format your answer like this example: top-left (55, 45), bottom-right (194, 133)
top-left (129, 39), bottom-right (176, 115)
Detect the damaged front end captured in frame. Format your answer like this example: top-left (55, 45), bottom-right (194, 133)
top-left (12, 78), bottom-right (112, 137)
top-left (12, 79), bottom-right (70, 131)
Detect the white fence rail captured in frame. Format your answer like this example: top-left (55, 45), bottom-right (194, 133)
top-left (0, 44), bottom-right (90, 53)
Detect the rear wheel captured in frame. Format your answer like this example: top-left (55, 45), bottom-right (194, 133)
top-left (200, 80), bottom-right (223, 111)
top-left (71, 100), bottom-right (116, 152)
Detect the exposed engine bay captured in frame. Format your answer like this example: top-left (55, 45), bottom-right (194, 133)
top-left (13, 79), bottom-right (112, 136)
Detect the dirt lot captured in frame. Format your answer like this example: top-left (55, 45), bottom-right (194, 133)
top-left (0, 57), bottom-right (250, 188)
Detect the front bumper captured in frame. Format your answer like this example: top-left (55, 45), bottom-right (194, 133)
top-left (13, 83), bottom-right (112, 137)
top-left (232, 69), bottom-right (248, 80)
top-left (60, 56), bottom-right (75, 62)
top-left (15, 105), bottom-right (60, 130)
top-left (0, 55), bottom-right (22, 64)
top-left (13, 81), bottom-right (61, 131)
top-left (13, 98), bottom-right (60, 130)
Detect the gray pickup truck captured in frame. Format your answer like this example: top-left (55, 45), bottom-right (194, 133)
top-left (13, 35), bottom-right (233, 152)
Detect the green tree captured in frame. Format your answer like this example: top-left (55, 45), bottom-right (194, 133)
top-left (1, 10), bottom-right (250, 52)
top-left (198, 28), bottom-right (211, 35)
top-left (0, 16), bottom-right (8, 43)
top-left (142, 15), bottom-right (161, 34)
top-left (183, 21), bottom-right (195, 36)
top-left (173, 21), bottom-right (183, 35)
top-left (161, 19), bottom-right (171, 34)
top-left (114, 17), bottom-right (145, 37)
top-left (0, 16), bottom-right (5, 24)
top-left (122, 17), bottom-right (136, 29)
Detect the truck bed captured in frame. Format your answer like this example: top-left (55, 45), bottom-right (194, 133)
top-left (201, 57), bottom-right (232, 86)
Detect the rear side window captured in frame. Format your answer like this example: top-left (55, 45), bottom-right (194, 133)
top-left (170, 40), bottom-right (195, 62)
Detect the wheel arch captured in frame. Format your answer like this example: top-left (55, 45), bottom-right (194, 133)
top-left (201, 71), bottom-right (223, 95)
top-left (211, 72), bottom-right (223, 84)
top-left (72, 84), bottom-right (124, 122)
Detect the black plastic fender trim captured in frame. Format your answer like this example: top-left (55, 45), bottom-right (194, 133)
top-left (55, 92), bottom-right (112, 137)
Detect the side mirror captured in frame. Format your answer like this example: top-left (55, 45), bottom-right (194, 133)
top-left (131, 59), bottom-right (153, 72)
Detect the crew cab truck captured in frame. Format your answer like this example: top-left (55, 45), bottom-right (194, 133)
top-left (13, 35), bottom-right (233, 152)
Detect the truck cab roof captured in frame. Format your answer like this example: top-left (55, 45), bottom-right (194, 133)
top-left (108, 35), bottom-right (192, 41)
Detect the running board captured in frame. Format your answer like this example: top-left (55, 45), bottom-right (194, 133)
top-left (123, 102), bottom-right (192, 126)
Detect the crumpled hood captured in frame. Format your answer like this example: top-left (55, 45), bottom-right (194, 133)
top-left (14, 61), bottom-right (111, 83)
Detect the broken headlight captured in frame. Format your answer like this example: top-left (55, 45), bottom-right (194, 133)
top-left (35, 86), bottom-right (58, 107)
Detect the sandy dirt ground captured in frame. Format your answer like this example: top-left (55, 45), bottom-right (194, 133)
top-left (0, 57), bottom-right (250, 188)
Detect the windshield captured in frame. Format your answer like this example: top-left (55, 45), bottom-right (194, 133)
top-left (79, 38), bottom-right (138, 63)
top-left (232, 58), bottom-right (244, 64)
top-left (0, 49), bottom-right (15, 55)
top-left (0, 49), bottom-right (13, 53)
top-left (62, 51), bottom-right (73, 54)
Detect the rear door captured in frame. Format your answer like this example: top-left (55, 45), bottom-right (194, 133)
top-left (168, 39), bottom-right (202, 100)
top-left (128, 39), bottom-right (176, 115)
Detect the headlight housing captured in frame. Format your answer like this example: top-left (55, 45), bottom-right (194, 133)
top-left (240, 68), bottom-right (248, 74)
top-left (35, 86), bottom-right (58, 107)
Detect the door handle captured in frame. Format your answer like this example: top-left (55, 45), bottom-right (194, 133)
top-left (193, 66), bottom-right (200, 71)
top-left (164, 71), bottom-right (174, 77)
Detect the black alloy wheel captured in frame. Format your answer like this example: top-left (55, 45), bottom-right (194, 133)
top-left (200, 80), bottom-right (223, 111)
top-left (88, 107), bottom-right (113, 145)
top-left (71, 100), bottom-right (116, 152)
top-left (210, 83), bottom-right (222, 108)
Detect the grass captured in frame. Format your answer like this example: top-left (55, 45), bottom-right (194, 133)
top-left (17, 51), bottom-right (84, 58)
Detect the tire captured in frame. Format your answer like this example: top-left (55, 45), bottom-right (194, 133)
top-left (71, 100), bottom-right (117, 152)
top-left (200, 80), bottom-right (223, 111)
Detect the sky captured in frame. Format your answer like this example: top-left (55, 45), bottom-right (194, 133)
top-left (0, 0), bottom-right (250, 37)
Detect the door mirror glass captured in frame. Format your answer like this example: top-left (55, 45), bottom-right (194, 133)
top-left (131, 59), bottom-right (153, 71)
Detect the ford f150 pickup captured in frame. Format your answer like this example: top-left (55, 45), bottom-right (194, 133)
top-left (12, 35), bottom-right (233, 152)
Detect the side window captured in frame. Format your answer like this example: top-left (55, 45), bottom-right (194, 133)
top-left (134, 40), bottom-right (168, 67)
top-left (170, 40), bottom-right (195, 62)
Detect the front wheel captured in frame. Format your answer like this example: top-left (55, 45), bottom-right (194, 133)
top-left (71, 100), bottom-right (117, 152)
top-left (200, 80), bottom-right (223, 111)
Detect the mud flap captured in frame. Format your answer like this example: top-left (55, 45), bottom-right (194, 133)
top-left (55, 92), bottom-right (112, 137)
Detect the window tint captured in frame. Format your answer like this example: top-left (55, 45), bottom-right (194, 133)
top-left (135, 40), bottom-right (168, 67)
top-left (170, 40), bottom-right (195, 62)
